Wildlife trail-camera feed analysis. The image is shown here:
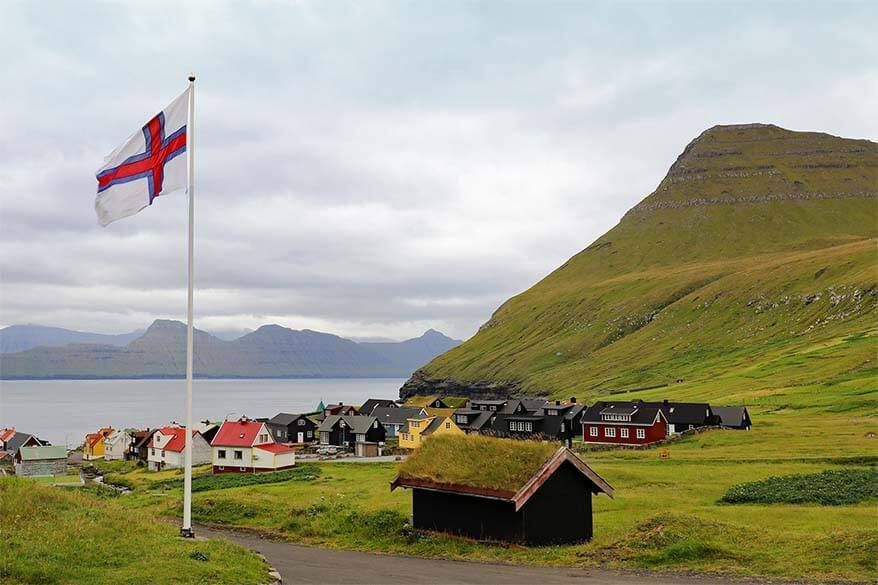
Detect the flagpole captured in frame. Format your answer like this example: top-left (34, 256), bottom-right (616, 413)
top-left (181, 73), bottom-right (196, 538)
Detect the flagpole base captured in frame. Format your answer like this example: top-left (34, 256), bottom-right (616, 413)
top-left (180, 527), bottom-right (196, 538)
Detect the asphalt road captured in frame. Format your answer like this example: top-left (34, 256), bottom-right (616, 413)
top-left (198, 525), bottom-right (771, 585)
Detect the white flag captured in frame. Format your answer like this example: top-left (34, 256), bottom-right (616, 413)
top-left (95, 88), bottom-right (190, 226)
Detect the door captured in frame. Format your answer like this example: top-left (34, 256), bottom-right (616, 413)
top-left (297, 432), bottom-right (304, 443)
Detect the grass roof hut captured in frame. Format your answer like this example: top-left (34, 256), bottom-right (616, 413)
top-left (390, 434), bottom-right (613, 545)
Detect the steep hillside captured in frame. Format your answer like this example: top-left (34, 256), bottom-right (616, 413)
top-left (403, 124), bottom-right (877, 401)
top-left (0, 320), bottom-right (459, 379)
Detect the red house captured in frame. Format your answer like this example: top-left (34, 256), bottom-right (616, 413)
top-left (580, 401), bottom-right (668, 445)
top-left (210, 418), bottom-right (296, 474)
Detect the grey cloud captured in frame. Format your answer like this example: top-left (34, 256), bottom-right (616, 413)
top-left (1, 1), bottom-right (876, 340)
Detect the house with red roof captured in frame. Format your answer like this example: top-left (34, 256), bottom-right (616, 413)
top-left (83, 427), bottom-right (115, 460)
top-left (147, 426), bottom-right (211, 471)
top-left (210, 418), bottom-right (296, 474)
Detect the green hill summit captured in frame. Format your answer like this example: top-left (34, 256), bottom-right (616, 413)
top-left (402, 124), bottom-right (877, 401)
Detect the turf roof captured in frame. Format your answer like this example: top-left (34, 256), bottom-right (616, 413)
top-left (397, 434), bottom-right (558, 494)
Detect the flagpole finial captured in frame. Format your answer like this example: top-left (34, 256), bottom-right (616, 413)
top-left (188, 74), bottom-right (196, 82)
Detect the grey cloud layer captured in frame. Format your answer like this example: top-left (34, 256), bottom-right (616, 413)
top-left (1, 1), bottom-right (876, 339)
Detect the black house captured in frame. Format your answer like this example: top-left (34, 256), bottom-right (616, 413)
top-left (318, 415), bottom-right (386, 447)
top-left (391, 435), bottom-right (613, 545)
top-left (645, 400), bottom-right (718, 433)
top-left (360, 398), bottom-right (398, 415)
top-left (713, 406), bottom-right (752, 430)
top-left (267, 413), bottom-right (318, 443)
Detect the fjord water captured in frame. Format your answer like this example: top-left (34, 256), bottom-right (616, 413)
top-left (0, 378), bottom-right (403, 448)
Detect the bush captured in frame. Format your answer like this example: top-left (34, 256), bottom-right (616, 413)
top-left (152, 464), bottom-right (320, 493)
top-left (720, 468), bottom-right (878, 506)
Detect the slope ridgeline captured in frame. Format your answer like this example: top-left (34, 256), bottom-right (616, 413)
top-left (402, 124), bottom-right (877, 402)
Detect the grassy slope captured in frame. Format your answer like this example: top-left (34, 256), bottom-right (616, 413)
top-left (0, 477), bottom-right (269, 585)
top-left (416, 125), bottom-right (877, 400)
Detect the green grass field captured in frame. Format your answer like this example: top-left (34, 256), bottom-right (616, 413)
top-left (0, 477), bottom-right (270, 585)
top-left (79, 374), bottom-right (876, 584)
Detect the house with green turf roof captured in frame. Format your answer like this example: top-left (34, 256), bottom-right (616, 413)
top-left (391, 434), bottom-right (613, 545)
top-left (15, 445), bottom-right (67, 477)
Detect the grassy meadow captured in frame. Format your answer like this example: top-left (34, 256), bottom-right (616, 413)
top-left (0, 477), bottom-right (270, 585)
top-left (61, 369), bottom-right (875, 584)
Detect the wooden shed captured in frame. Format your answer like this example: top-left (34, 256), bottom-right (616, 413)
top-left (390, 435), bottom-right (613, 545)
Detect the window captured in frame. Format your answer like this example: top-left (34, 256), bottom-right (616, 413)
top-left (234, 450), bottom-right (243, 460)
top-left (275, 430), bottom-right (282, 438)
top-left (547, 409), bottom-right (558, 416)
top-left (306, 430), bottom-right (312, 438)
top-left (636, 428), bottom-right (645, 439)
top-left (259, 433), bottom-right (269, 443)
top-left (151, 448), bottom-right (155, 455)
top-left (524, 422), bottom-right (533, 432)
top-left (218, 450), bottom-right (226, 459)
top-left (489, 405), bottom-right (496, 411)
top-left (411, 421), bottom-right (419, 428)
top-left (620, 428), bottom-right (629, 438)
top-left (456, 415), bottom-right (467, 424)
top-left (298, 419), bottom-right (305, 426)
top-left (590, 426), bottom-right (598, 437)
top-left (605, 427), bottom-right (616, 438)
top-left (445, 422), bottom-right (450, 429)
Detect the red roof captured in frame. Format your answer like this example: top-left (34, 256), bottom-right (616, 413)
top-left (0, 428), bottom-right (15, 442)
top-left (151, 426), bottom-right (200, 453)
top-left (253, 442), bottom-right (296, 454)
top-left (211, 420), bottom-right (268, 447)
top-left (86, 433), bottom-right (104, 447)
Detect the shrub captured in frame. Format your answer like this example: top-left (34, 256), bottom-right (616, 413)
top-left (720, 468), bottom-right (878, 505)
top-left (152, 464), bottom-right (320, 492)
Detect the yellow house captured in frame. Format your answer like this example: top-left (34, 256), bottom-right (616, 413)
top-left (83, 427), bottom-right (113, 460)
top-left (399, 415), bottom-right (464, 449)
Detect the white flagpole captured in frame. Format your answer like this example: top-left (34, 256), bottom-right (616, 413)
top-left (181, 73), bottom-right (196, 538)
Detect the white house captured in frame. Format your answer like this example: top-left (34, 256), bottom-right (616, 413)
top-left (211, 418), bottom-right (296, 474)
top-left (147, 426), bottom-right (211, 471)
top-left (103, 429), bottom-right (131, 461)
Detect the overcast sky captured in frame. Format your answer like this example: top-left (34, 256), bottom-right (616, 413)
top-left (1, 1), bottom-right (876, 341)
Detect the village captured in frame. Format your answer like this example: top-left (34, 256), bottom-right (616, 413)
top-left (3, 395), bottom-right (752, 478)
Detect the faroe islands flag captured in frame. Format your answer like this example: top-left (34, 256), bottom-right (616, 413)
top-left (95, 88), bottom-right (189, 226)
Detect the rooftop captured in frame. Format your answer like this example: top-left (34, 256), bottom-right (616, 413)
top-left (393, 434), bottom-right (613, 508)
top-left (396, 434), bottom-right (558, 494)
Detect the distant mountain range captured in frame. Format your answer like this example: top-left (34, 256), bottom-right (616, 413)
top-left (0, 325), bottom-right (145, 354)
top-left (0, 320), bottom-right (460, 379)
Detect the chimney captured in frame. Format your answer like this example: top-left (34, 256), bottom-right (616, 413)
top-left (339, 402), bottom-right (343, 406)
top-left (555, 400), bottom-right (561, 406)
top-left (570, 397), bottom-right (577, 404)
top-left (663, 399), bottom-right (669, 406)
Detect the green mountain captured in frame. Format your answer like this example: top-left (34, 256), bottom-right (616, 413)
top-left (0, 320), bottom-right (459, 379)
top-left (402, 124), bottom-right (877, 401)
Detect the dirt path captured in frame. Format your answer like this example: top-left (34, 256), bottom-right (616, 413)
top-left (197, 525), bottom-right (775, 585)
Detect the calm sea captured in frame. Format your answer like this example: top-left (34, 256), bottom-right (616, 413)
top-left (0, 378), bottom-right (404, 448)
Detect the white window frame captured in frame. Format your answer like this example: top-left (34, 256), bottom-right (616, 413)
top-left (620, 428), bottom-right (629, 438)
top-left (218, 449), bottom-right (226, 459)
top-left (605, 427), bottom-right (616, 438)
top-left (636, 428), bottom-right (645, 439)
top-left (524, 421), bottom-right (533, 432)
top-left (589, 426), bottom-right (598, 437)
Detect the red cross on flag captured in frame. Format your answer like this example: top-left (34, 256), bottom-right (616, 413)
top-left (95, 88), bottom-right (190, 226)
